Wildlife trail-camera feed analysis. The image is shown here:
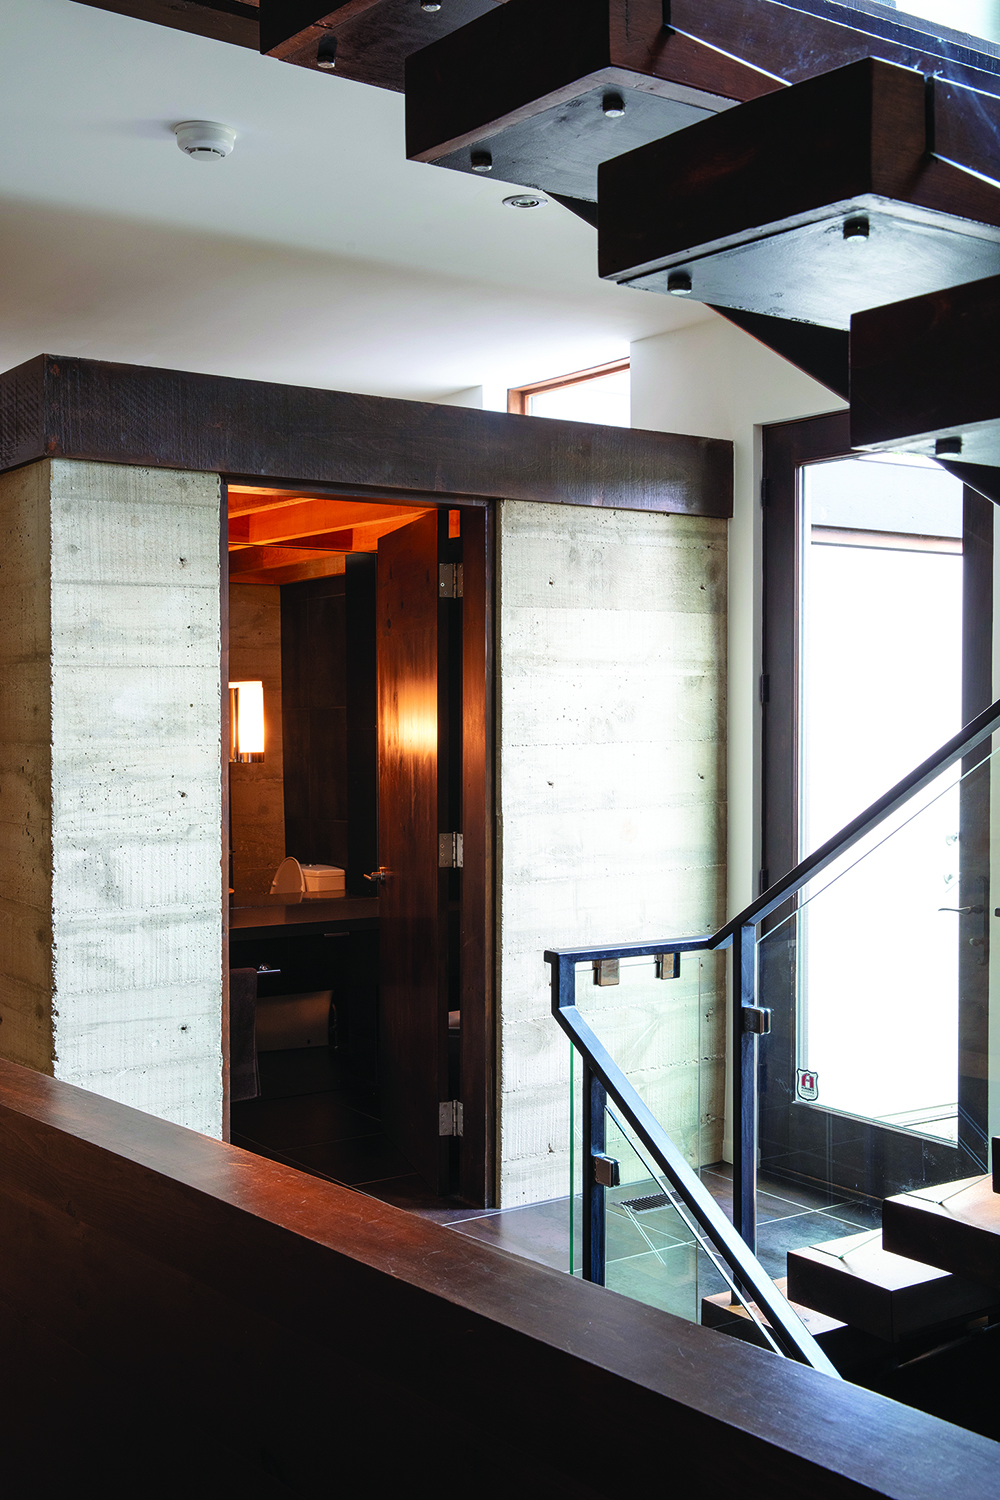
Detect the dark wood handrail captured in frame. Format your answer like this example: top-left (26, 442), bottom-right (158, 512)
top-left (0, 1057), bottom-right (996, 1495)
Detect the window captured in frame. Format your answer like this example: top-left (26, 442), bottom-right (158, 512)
top-left (507, 360), bottom-right (630, 426)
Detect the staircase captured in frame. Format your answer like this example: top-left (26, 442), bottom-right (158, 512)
top-left (411, 0), bottom-right (1000, 1444)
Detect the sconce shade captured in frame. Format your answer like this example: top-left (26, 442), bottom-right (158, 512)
top-left (229, 681), bottom-right (265, 762)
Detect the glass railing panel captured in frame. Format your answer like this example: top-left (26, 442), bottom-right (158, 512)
top-left (602, 1105), bottom-right (795, 1354)
top-left (757, 734), bottom-right (999, 1221)
top-left (569, 951), bottom-right (725, 1275)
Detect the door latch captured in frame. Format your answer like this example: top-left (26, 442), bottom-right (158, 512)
top-left (438, 833), bottom-right (464, 868)
top-left (364, 867), bottom-right (388, 886)
top-left (439, 1100), bottom-right (464, 1136)
top-left (742, 1006), bottom-right (772, 1035)
top-left (439, 563), bottom-right (463, 598)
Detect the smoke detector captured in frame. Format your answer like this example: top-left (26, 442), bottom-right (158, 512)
top-left (173, 121), bottom-right (236, 162)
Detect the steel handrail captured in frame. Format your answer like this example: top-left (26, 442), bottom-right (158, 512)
top-left (714, 693), bottom-right (1000, 945)
top-left (543, 698), bottom-right (1000, 1370)
top-left (546, 955), bottom-right (840, 1376)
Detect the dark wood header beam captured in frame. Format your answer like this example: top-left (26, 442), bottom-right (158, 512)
top-left (2, 1056), bottom-right (998, 1497)
top-left (0, 355), bottom-right (733, 518)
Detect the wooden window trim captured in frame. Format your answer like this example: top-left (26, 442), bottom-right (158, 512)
top-left (507, 359), bottom-right (629, 415)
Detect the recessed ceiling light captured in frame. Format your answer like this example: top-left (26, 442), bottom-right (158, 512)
top-left (667, 270), bottom-right (693, 295)
top-left (602, 92), bottom-right (626, 118)
top-left (173, 121), bottom-right (236, 161)
top-left (421, 1), bottom-right (442, 10)
top-left (503, 194), bottom-right (548, 209)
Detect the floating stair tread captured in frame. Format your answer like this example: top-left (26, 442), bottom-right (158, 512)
top-left (702, 1277), bottom-right (844, 1339)
top-left (851, 274), bottom-right (1000, 464)
top-left (701, 1278), bottom-right (890, 1375)
top-left (787, 1229), bottom-right (996, 1343)
top-left (598, 58), bottom-right (1000, 330)
top-left (882, 1175), bottom-right (1000, 1290)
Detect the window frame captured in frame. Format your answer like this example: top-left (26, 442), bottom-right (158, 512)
top-left (507, 359), bottom-right (629, 416)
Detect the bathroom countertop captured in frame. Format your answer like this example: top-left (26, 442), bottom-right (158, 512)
top-left (229, 892), bottom-right (379, 940)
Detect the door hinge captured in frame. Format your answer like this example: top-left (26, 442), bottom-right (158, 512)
top-left (439, 1100), bottom-right (464, 1136)
top-left (439, 562), bottom-right (463, 598)
top-left (760, 476), bottom-right (770, 507)
top-left (759, 673), bottom-right (770, 704)
top-left (742, 1006), bottom-right (772, 1036)
top-left (438, 832), bottom-right (464, 868)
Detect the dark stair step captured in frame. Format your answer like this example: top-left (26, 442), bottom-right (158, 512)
top-left (786, 1229), bottom-right (998, 1344)
top-left (598, 58), bottom-right (1000, 331)
top-left (701, 1278), bottom-right (888, 1375)
top-left (405, 0), bottom-right (1000, 204)
top-left (852, 274), bottom-right (1000, 470)
top-left (882, 1175), bottom-right (1000, 1289)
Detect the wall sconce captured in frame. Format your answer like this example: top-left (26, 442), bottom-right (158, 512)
top-left (229, 681), bottom-right (265, 763)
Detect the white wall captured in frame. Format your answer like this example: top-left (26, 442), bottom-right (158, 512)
top-left (630, 312), bottom-right (846, 1154)
top-left (0, 459), bottom-right (224, 1136)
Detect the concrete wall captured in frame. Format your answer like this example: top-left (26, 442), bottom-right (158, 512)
top-left (229, 582), bottom-right (285, 895)
top-left (0, 458), bottom-right (224, 1136)
top-left (630, 311), bottom-right (846, 1155)
top-left (497, 500), bottom-right (728, 1206)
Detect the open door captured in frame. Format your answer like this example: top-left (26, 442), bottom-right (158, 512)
top-left (377, 511), bottom-right (449, 1192)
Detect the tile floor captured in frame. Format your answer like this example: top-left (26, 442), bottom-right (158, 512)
top-left (232, 1047), bottom-right (883, 1322)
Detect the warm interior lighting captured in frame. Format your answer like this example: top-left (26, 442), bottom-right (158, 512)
top-left (229, 681), bottom-right (265, 763)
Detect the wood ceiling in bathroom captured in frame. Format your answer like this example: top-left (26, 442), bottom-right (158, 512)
top-left (227, 486), bottom-right (433, 583)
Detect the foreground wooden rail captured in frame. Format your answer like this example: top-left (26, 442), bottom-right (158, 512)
top-left (0, 1057), bottom-right (995, 1497)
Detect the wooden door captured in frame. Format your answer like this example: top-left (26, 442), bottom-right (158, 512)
top-left (377, 511), bottom-right (448, 1191)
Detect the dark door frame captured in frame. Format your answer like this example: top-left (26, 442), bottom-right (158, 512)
top-left (760, 410), bottom-right (992, 1202)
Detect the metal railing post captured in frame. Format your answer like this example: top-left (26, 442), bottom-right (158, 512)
top-left (582, 1061), bottom-right (607, 1286)
top-left (731, 924), bottom-right (758, 1254)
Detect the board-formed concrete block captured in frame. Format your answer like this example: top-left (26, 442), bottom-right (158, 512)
top-left (0, 459), bottom-right (224, 1136)
top-left (497, 501), bottom-right (727, 1205)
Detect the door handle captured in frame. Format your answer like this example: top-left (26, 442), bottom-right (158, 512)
top-left (938, 906), bottom-right (983, 913)
top-left (365, 868), bottom-right (388, 886)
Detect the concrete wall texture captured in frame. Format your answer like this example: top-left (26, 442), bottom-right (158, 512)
top-left (0, 458), bottom-right (224, 1136)
top-left (228, 582), bottom-right (285, 895)
top-left (497, 500), bottom-right (728, 1206)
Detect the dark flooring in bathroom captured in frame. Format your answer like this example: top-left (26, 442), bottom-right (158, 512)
top-left (231, 1047), bottom-right (882, 1312)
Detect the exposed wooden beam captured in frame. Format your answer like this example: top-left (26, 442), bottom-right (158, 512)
top-left (229, 547), bottom-right (349, 584)
top-left (228, 499), bottom-right (430, 545)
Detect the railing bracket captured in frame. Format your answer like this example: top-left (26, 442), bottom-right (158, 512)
top-left (742, 1006), bottom-right (772, 1036)
top-left (593, 1154), bottom-right (620, 1188)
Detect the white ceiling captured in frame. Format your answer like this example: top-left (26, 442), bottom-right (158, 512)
top-left (0, 0), bottom-right (708, 402)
